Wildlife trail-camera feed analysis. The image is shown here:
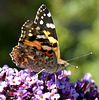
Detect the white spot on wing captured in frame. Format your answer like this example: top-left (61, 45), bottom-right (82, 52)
top-left (21, 27), bottom-right (24, 30)
top-left (36, 26), bottom-right (40, 30)
top-left (43, 8), bottom-right (46, 11)
top-left (31, 28), bottom-right (34, 30)
top-left (28, 33), bottom-right (33, 37)
top-left (37, 35), bottom-right (47, 39)
top-left (46, 23), bottom-right (55, 29)
top-left (41, 16), bottom-right (44, 19)
top-left (22, 24), bottom-right (25, 27)
top-left (43, 14), bottom-right (46, 16)
top-left (29, 30), bottom-right (32, 32)
top-left (47, 12), bottom-right (51, 17)
top-left (40, 20), bottom-right (44, 25)
top-left (40, 10), bottom-right (42, 12)
top-left (21, 30), bottom-right (24, 33)
top-left (27, 20), bottom-right (29, 22)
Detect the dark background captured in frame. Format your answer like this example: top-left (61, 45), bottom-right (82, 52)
top-left (0, 0), bottom-right (98, 85)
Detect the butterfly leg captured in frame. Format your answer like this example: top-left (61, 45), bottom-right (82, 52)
top-left (33, 69), bottom-right (45, 80)
top-left (36, 68), bottom-right (45, 75)
top-left (54, 73), bottom-right (58, 91)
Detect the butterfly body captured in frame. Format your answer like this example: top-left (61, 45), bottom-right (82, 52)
top-left (10, 4), bottom-right (68, 73)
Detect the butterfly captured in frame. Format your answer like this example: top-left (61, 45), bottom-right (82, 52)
top-left (10, 4), bottom-right (69, 73)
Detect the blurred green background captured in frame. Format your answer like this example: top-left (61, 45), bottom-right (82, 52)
top-left (0, 0), bottom-right (98, 85)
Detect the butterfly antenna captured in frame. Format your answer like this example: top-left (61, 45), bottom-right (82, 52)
top-left (67, 63), bottom-right (78, 68)
top-left (66, 52), bottom-right (92, 62)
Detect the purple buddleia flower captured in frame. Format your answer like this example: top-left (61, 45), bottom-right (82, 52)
top-left (0, 95), bottom-right (6, 100)
top-left (75, 73), bottom-right (99, 99)
top-left (47, 80), bottom-right (56, 90)
top-left (0, 65), bottom-right (99, 99)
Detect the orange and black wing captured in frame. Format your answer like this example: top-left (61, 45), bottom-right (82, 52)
top-left (34, 4), bottom-right (60, 59)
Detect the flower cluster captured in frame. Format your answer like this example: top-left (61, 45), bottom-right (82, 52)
top-left (0, 65), bottom-right (99, 100)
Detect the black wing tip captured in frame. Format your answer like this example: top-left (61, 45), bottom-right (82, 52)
top-left (40, 4), bottom-right (46, 7)
top-left (39, 4), bottom-right (48, 10)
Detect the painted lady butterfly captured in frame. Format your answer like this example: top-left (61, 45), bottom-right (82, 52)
top-left (10, 4), bottom-right (69, 73)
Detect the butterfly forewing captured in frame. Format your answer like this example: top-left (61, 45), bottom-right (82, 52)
top-left (34, 4), bottom-right (57, 40)
top-left (34, 4), bottom-right (60, 59)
